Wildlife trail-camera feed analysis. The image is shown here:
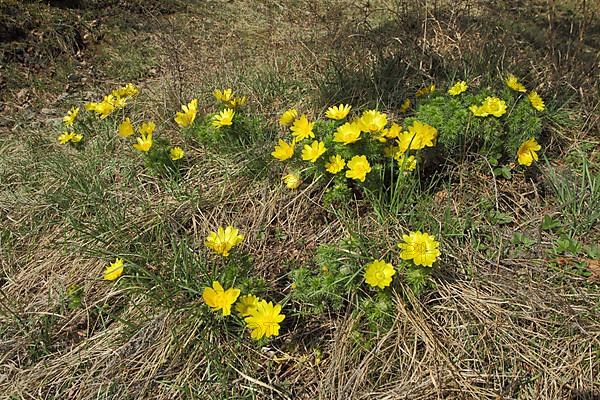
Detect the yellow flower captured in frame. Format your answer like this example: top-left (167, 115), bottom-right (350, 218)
top-left (104, 258), bottom-right (124, 281)
top-left (364, 260), bottom-right (396, 289)
top-left (170, 146), bottom-right (184, 161)
top-left (481, 96), bottom-right (507, 117)
top-left (409, 121), bottom-right (437, 148)
top-left (506, 74), bottom-right (526, 92)
top-left (290, 115), bottom-right (315, 141)
top-left (214, 88), bottom-right (233, 103)
top-left (71, 133), bottom-right (83, 143)
top-left (212, 108), bottom-right (235, 128)
top-left (301, 140), bottom-right (326, 162)
top-left (469, 104), bottom-right (489, 117)
top-left (138, 121), bottom-right (155, 136)
top-left (279, 108), bottom-right (298, 126)
top-left (63, 106), bottom-right (79, 126)
top-left (227, 96), bottom-right (247, 108)
top-left (205, 226), bottom-right (244, 257)
top-left (283, 172), bottom-right (302, 189)
top-left (397, 121), bottom-right (437, 151)
top-left (118, 117), bottom-right (135, 137)
top-left (175, 98), bottom-right (198, 128)
top-left (517, 137), bottom-right (541, 166)
top-left (87, 94), bottom-right (126, 118)
top-left (325, 104), bottom-right (352, 120)
top-left (395, 153), bottom-right (417, 171)
top-left (333, 121), bottom-right (362, 144)
top-left (202, 281), bottom-right (241, 316)
top-left (271, 139), bottom-right (295, 161)
top-left (57, 131), bottom-right (75, 144)
top-left (345, 155), bottom-right (371, 182)
top-left (244, 300), bottom-right (285, 340)
top-left (398, 231), bottom-right (441, 267)
top-left (448, 81), bottom-right (468, 96)
top-left (383, 123), bottom-right (402, 140)
top-left (86, 97), bottom-right (115, 119)
top-left (470, 97), bottom-right (506, 117)
top-left (399, 98), bottom-right (412, 113)
top-left (235, 294), bottom-right (259, 317)
top-left (358, 110), bottom-right (387, 133)
top-left (527, 91), bottom-right (545, 111)
top-left (373, 122), bottom-right (402, 143)
top-left (110, 95), bottom-right (128, 109)
top-left (133, 132), bottom-right (153, 152)
top-left (416, 84), bottom-right (435, 97)
top-left (112, 83), bottom-right (139, 98)
top-left (324, 155), bottom-right (345, 174)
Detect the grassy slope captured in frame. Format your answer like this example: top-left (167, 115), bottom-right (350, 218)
top-left (1, 0), bottom-right (599, 399)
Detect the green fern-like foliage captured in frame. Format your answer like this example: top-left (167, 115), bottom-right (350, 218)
top-left (357, 291), bottom-right (395, 330)
top-left (407, 95), bottom-right (470, 156)
top-left (504, 97), bottom-right (542, 155)
top-left (290, 240), bottom-right (363, 314)
top-left (405, 266), bottom-right (430, 295)
top-left (409, 85), bottom-right (543, 163)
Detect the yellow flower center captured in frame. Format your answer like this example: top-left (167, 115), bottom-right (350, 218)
top-left (414, 242), bottom-right (426, 254)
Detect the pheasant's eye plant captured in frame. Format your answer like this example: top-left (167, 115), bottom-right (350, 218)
top-left (50, 74), bottom-right (551, 354)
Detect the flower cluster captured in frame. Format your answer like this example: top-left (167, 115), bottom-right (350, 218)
top-left (470, 96), bottom-right (507, 117)
top-left (415, 76), bottom-right (544, 167)
top-left (271, 103), bottom-right (439, 189)
top-left (86, 83), bottom-right (138, 119)
top-left (201, 225), bottom-right (285, 339)
top-left (363, 230), bottom-right (441, 290)
top-left (211, 87), bottom-right (246, 128)
top-left (214, 88), bottom-right (247, 109)
top-left (58, 83), bottom-right (139, 146)
top-left (203, 280), bottom-right (285, 340)
top-left (506, 74), bottom-right (545, 110)
top-left (58, 106), bottom-right (83, 144)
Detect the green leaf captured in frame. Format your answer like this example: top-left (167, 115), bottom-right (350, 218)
top-left (541, 215), bottom-right (561, 231)
top-left (493, 166), bottom-right (512, 179)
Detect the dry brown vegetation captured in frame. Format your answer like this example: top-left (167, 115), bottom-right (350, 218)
top-left (1, 0), bottom-right (599, 399)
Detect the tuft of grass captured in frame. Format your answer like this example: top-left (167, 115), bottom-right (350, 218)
top-left (545, 153), bottom-right (600, 237)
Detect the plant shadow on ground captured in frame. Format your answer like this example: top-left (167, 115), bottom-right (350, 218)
top-left (318, 1), bottom-right (599, 118)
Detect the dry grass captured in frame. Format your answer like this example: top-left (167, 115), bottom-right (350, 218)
top-left (1, 0), bottom-right (599, 399)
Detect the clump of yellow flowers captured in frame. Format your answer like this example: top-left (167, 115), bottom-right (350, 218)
top-left (58, 106), bottom-right (83, 144)
top-left (86, 83), bottom-right (138, 119)
top-left (57, 83), bottom-right (193, 172)
top-left (203, 280), bottom-right (285, 340)
top-left (201, 226), bottom-right (285, 340)
top-left (270, 102), bottom-right (439, 190)
top-left (57, 83), bottom-right (140, 146)
top-left (363, 230), bottom-right (441, 290)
